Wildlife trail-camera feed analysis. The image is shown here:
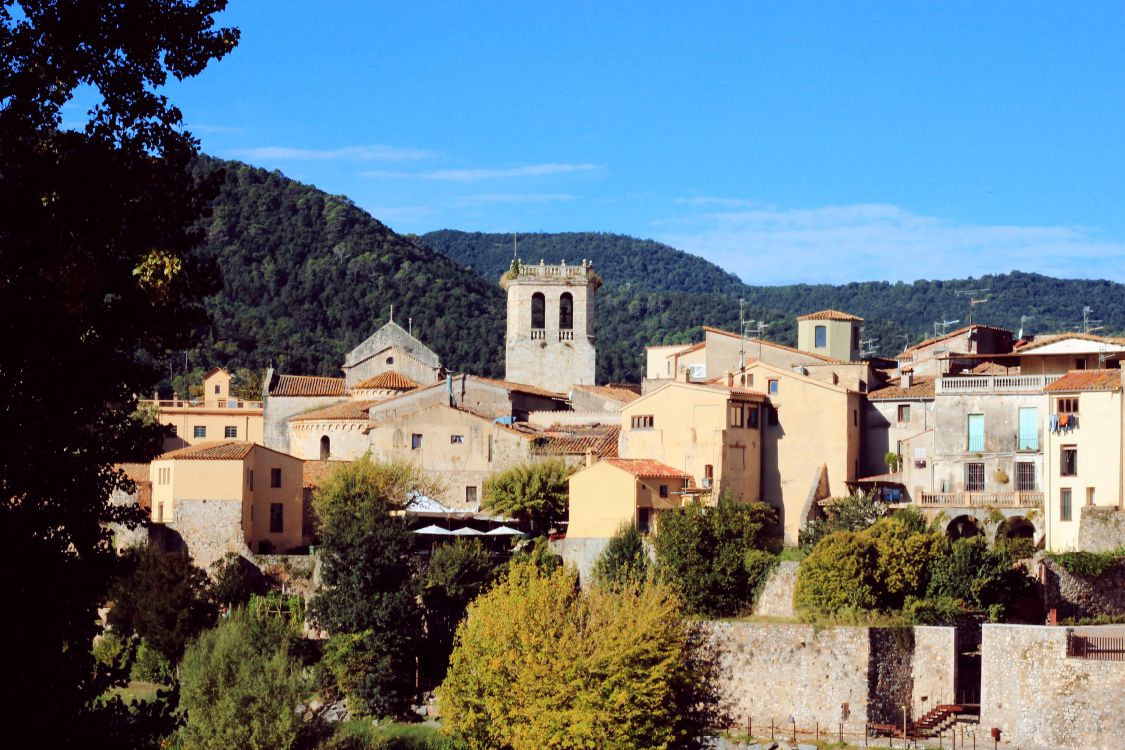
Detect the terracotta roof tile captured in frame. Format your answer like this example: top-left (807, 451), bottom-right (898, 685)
top-left (303, 460), bottom-right (350, 489)
top-left (353, 371), bottom-right (422, 391)
top-left (271, 374), bottom-right (348, 398)
top-left (701, 326), bottom-right (843, 363)
top-left (797, 309), bottom-right (864, 322)
top-left (867, 376), bottom-right (936, 401)
top-left (158, 441), bottom-right (256, 461)
top-left (571, 384), bottom-right (641, 404)
top-left (290, 400), bottom-right (376, 422)
top-left (603, 458), bottom-right (691, 479)
top-left (1044, 370), bottom-right (1123, 393)
top-left (114, 463), bottom-right (150, 483)
top-left (534, 424), bottom-right (620, 459)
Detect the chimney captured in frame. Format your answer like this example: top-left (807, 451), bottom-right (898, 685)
top-left (585, 448), bottom-right (597, 467)
top-left (902, 371), bottom-right (913, 389)
top-left (676, 366), bottom-right (690, 383)
top-left (725, 370), bottom-right (735, 387)
top-left (446, 374), bottom-right (454, 406)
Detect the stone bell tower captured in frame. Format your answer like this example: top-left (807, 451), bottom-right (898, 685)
top-left (503, 258), bottom-right (598, 393)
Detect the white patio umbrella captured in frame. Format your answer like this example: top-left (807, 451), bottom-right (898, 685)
top-left (451, 527), bottom-right (484, 536)
top-left (485, 525), bottom-right (524, 536)
top-left (413, 524), bottom-right (454, 536)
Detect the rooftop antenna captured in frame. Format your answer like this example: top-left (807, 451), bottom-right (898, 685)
top-left (1082, 306), bottom-right (1103, 335)
top-left (956, 288), bottom-right (990, 326)
top-left (752, 321), bottom-right (769, 360)
top-left (859, 336), bottom-right (879, 359)
top-left (934, 318), bottom-right (961, 337)
top-left (389, 304), bottom-right (394, 324)
top-left (513, 232), bottom-right (518, 260)
top-left (1018, 314), bottom-right (1034, 340)
top-left (738, 298), bottom-right (746, 370)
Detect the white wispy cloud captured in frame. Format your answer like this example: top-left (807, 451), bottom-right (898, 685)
top-left (674, 196), bottom-right (760, 208)
top-left (657, 203), bottom-right (1125, 284)
top-left (229, 145), bottom-right (434, 162)
top-left (456, 193), bottom-right (576, 206)
top-left (188, 124), bottom-right (246, 135)
top-left (362, 163), bottom-right (600, 182)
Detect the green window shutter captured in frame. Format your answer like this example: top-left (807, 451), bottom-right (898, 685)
top-left (967, 414), bottom-right (984, 452)
top-left (1019, 407), bottom-right (1038, 451)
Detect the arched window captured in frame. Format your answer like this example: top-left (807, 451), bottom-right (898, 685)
top-left (531, 292), bottom-right (545, 329)
top-left (559, 292), bottom-right (573, 330)
top-left (320, 435), bottom-right (331, 460)
top-left (386, 356), bottom-right (394, 365)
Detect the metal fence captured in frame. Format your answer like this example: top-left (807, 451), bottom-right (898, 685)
top-left (1067, 634), bottom-right (1125, 661)
top-left (718, 717), bottom-right (1000, 749)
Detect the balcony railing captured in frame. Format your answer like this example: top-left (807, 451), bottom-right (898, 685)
top-left (530, 328), bottom-right (546, 340)
top-left (936, 374), bottom-right (1062, 395)
top-left (558, 330), bottom-right (574, 341)
top-left (142, 399), bottom-right (263, 410)
top-left (918, 491), bottom-right (1043, 508)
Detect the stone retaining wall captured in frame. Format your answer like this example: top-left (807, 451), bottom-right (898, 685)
top-left (980, 624), bottom-right (1125, 750)
top-left (1039, 556), bottom-right (1125, 621)
top-left (753, 561), bottom-right (798, 619)
top-left (1077, 505), bottom-right (1125, 552)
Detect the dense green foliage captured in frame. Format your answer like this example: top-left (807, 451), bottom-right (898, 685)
top-left (437, 561), bottom-right (722, 750)
top-left (420, 540), bottom-right (498, 683)
top-left (795, 531), bottom-right (883, 615)
top-left (653, 498), bottom-right (778, 617)
top-left (593, 524), bottom-right (652, 589)
top-left (800, 492), bottom-right (889, 549)
top-left (210, 552), bottom-right (266, 608)
top-left (481, 459), bottom-right (575, 534)
top-left (926, 537), bottom-right (1035, 618)
top-left (107, 546), bottom-right (217, 662)
top-left (178, 610), bottom-right (303, 750)
top-left (323, 720), bottom-right (467, 750)
top-left (0, 2), bottom-right (236, 739)
top-left (1045, 547), bottom-right (1125, 577)
top-left (310, 459), bottom-right (427, 718)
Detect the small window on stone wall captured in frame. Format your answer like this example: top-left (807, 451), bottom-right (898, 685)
top-left (270, 503), bottom-right (283, 533)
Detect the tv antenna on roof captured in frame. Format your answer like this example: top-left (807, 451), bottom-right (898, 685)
top-left (1082, 306), bottom-right (1104, 335)
top-left (859, 337), bottom-right (879, 359)
top-left (933, 319), bottom-right (960, 337)
top-left (956, 288), bottom-right (990, 326)
top-left (1018, 315), bottom-right (1034, 340)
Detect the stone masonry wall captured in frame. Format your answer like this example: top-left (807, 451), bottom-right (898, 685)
top-left (164, 498), bottom-right (250, 569)
top-left (980, 624), bottom-right (1125, 750)
top-left (1040, 556), bottom-right (1125, 621)
top-left (1077, 505), bottom-right (1125, 552)
top-left (703, 623), bottom-right (955, 727)
top-left (752, 560), bottom-right (798, 619)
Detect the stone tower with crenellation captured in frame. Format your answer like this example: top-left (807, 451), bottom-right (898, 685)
top-left (503, 258), bottom-right (598, 393)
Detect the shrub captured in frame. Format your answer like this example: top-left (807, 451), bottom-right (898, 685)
top-left (437, 562), bottom-right (722, 750)
top-left (131, 639), bottom-right (175, 684)
top-left (743, 550), bottom-right (779, 606)
top-left (865, 518), bottom-right (947, 609)
top-left (593, 524), bottom-right (651, 589)
top-left (927, 536), bottom-right (1034, 616)
top-left (795, 531), bottom-right (880, 616)
top-left (654, 497), bottom-right (778, 617)
top-left (210, 552), bottom-right (264, 607)
top-left (1046, 549), bottom-right (1122, 577)
top-left (799, 492), bottom-right (887, 549)
top-left (902, 596), bottom-right (964, 625)
top-left (178, 610), bottom-right (303, 750)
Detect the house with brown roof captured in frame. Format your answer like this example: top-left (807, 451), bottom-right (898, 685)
top-left (149, 441), bottom-right (305, 566)
top-left (567, 458), bottom-right (692, 538)
top-left (897, 325), bottom-right (1015, 377)
top-left (861, 373), bottom-right (937, 503)
top-left (796, 309), bottom-right (863, 363)
top-left (141, 367), bottom-right (264, 451)
top-left (1042, 369), bottom-right (1125, 551)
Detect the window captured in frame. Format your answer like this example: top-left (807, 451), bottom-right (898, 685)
top-left (965, 462), bottom-right (985, 492)
top-left (1018, 407), bottom-right (1038, 451)
top-left (386, 356), bottom-right (394, 365)
top-left (466, 486), bottom-right (478, 505)
top-left (531, 292), bottom-right (545, 329)
top-left (1057, 397), bottom-right (1079, 414)
top-left (270, 468), bottom-right (282, 488)
top-left (1016, 462), bottom-right (1036, 492)
top-left (320, 435), bottom-right (331, 460)
top-left (966, 414), bottom-right (984, 452)
top-left (1075, 358), bottom-right (1087, 370)
top-left (1060, 488), bottom-right (1072, 521)
top-left (559, 292), bottom-right (573, 330)
top-left (450, 434), bottom-right (464, 444)
top-left (224, 425), bottom-right (237, 439)
top-left (411, 433), bottom-right (423, 450)
top-left (853, 409), bottom-right (858, 427)
top-left (659, 484), bottom-right (669, 498)
top-left (193, 425), bottom-right (206, 439)
top-left (768, 379), bottom-right (779, 395)
top-left (703, 465), bottom-right (714, 488)
top-left (729, 404), bottom-right (744, 428)
top-left (637, 507), bottom-right (651, 534)
top-left (1061, 445), bottom-right (1077, 477)
top-left (248, 469), bottom-right (254, 490)
top-left (897, 404), bottom-right (911, 423)
top-left (214, 384), bottom-right (221, 394)
top-left (156, 502), bottom-right (164, 523)
top-left (814, 325), bottom-right (827, 348)
top-left (747, 405), bottom-right (759, 429)
top-left (631, 415), bottom-right (654, 429)
top-left (766, 404), bottom-right (779, 426)
top-left (270, 503), bottom-right (284, 533)
top-left (393, 429), bottom-right (404, 448)
top-left (1087, 487), bottom-right (1096, 506)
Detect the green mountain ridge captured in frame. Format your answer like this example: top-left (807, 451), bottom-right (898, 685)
top-left (177, 162), bottom-right (1125, 387)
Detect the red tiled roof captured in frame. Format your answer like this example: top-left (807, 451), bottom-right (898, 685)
top-left (867, 376), bottom-right (935, 401)
top-left (303, 460), bottom-right (350, 489)
top-left (701, 326), bottom-right (843, 363)
top-left (673, 341), bottom-right (706, 356)
top-left (115, 463), bottom-right (150, 483)
top-left (353, 371), bottom-right (422, 391)
top-left (271, 374), bottom-right (348, 397)
top-left (571, 383), bottom-right (641, 404)
top-left (902, 325), bottom-right (1013, 356)
top-left (290, 400), bottom-right (376, 422)
top-left (1044, 370), bottom-right (1123, 393)
top-left (158, 441), bottom-right (256, 461)
top-left (603, 458), bottom-right (691, 478)
top-left (534, 424), bottom-right (620, 459)
top-left (797, 309), bottom-right (863, 322)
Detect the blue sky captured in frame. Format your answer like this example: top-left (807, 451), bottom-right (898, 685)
top-left (73, 1), bottom-right (1125, 284)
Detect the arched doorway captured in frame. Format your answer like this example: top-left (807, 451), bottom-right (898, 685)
top-left (946, 514), bottom-right (984, 541)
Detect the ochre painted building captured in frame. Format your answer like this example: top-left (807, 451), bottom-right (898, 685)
top-left (567, 458), bottom-right (692, 538)
top-left (145, 368), bottom-right (264, 451)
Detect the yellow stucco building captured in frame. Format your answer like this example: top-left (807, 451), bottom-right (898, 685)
top-left (146, 368), bottom-right (264, 451)
top-left (567, 458), bottom-right (692, 538)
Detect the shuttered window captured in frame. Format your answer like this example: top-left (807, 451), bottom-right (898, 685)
top-left (967, 414), bottom-right (984, 452)
top-left (1018, 407), bottom-right (1038, 451)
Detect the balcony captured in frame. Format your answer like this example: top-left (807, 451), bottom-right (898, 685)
top-left (530, 328), bottom-right (546, 340)
top-left (142, 399), bottom-right (263, 410)
top-left (936, 374), bottom-right (1062, 395)
top-left (918, 491), bottom-right (1043, 508)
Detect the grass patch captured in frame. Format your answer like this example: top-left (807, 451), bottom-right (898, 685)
top-left (106, 680), bottom-right (164, 704)
top-left (330, 720), bottom-right (465, 749)
top-left (777, 547), bottom-right (805, 562)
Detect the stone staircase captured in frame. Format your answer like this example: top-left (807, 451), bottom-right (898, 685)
top-left (870, 704), bottom-right (980, 740)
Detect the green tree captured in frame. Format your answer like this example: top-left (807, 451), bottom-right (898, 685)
top-left (593, 524), bottom-right (651, 589)
top-left (178, 610), bottom-right (303, 750)
top-left (653, 498), bottom-right (778, 617)
top-left (800, 492), bottom-right (887, 549)
top-left (437, 562), bottom-right (722, 750)
top-left (210, 552), bottom-right (265, 608)
top-left (794, 531), bottom-right (881, 616)
top-left (0, 1), bottom-right (236, 738)
top-left (865, 517), bottom-right (948, 610)
top-left (107, 545), bottom-right (217, 662)
top-left (927, 536), bottom-right (1034, 617)
top-left (482, 459), bottom-right (575, 534)
top-left (421, 539), bottom-right (497, 682)
top-left (309, 458), bottom-right (427, 717)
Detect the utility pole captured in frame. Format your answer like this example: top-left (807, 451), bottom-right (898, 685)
top-left (738, 298), bottom-right (746, 370)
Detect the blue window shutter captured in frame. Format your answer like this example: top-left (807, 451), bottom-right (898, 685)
top-left (1019, 407), bottom-right (1038, 451)
top-left (967, 414), bottom-right (984, 452)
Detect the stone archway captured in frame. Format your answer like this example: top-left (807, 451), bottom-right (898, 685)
top-left (995, 515), bottom-right (1036, 543)
top-left (946, 514), bottom-right (984, 541)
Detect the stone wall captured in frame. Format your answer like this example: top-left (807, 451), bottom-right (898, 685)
top-left (161, 498), bottom-right (251, 569)
top-left (553, 536), bottom-right (610, 585)
top-left (264, 395), bottom-right (345, 453)
top-left (752, 560), bottom-right (798, 619)
top-left (1039, 556), bottom-right (1125, 621)
top-left (980, 624), bottom-right (1125, 750)
top-left (703, 622), bottom-right (955, 727)
top-left (1077, 505), bottom-right (1125, 552)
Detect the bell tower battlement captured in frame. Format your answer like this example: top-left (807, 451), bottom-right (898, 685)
top-left (503, 258), bottom-right (598, 393)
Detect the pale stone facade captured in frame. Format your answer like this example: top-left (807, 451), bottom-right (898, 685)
top-left (341, 319), bottom-right (442, 388)
top-left (503, 259), bottom-right (596, 394)
top-left (796, 310), bottom-right (863, 363)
